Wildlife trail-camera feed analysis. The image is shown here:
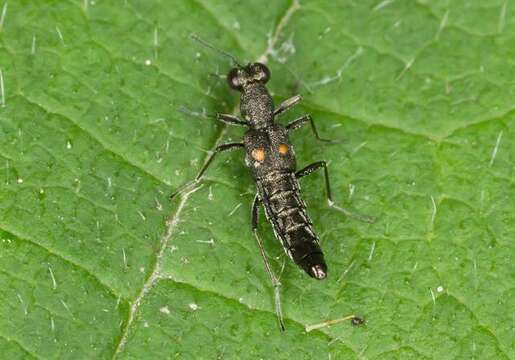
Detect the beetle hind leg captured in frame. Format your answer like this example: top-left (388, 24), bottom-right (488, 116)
top-left (251, 194), bottom-right (285, 331)
top-left (296, 161), bottom-right (376, 223)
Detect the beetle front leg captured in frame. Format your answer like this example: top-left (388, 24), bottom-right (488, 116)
top-left (296, 161), bottom-right (375, 223)
top-left (274, 94), bottom-right (302, 117)
top-left (213, 113), bottom-right (248, 126)
top-left (179, 106), bottom-right (249, 127)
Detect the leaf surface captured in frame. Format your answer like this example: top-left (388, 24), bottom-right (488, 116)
top-left (0, 1), bottom-right (513, 359)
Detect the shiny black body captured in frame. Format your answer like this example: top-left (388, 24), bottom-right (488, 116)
top-left (240, 78), bottom-right (327, 279)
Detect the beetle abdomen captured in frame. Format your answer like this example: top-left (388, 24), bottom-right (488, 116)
top-left (258, 171), bottom-right (327, 279)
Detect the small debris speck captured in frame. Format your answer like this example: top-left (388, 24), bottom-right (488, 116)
top-left (17, 178), bottom-right (23, 184)
top-left (437, 286), bottom-right (444, 293)
top-left (351, 316), bottom-right (365, 326)
top-left (189, 303), bottom-right (199, 311)
top-left (159, 306), bottom-right (170, 315)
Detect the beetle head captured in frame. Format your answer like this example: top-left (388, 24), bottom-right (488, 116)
top-left (227, 62), bottom-right (270, 91)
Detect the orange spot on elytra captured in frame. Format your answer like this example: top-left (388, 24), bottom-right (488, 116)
top-left (278, 143), bottom-right (289, 154)
top-left (252, 148), bottom-right (266, 161)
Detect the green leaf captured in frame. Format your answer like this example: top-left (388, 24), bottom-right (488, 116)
top-left (0, 1), bottom-right (513, 359)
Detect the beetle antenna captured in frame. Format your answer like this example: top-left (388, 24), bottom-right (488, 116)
top-left (190, 33), bottom-right (243, 67)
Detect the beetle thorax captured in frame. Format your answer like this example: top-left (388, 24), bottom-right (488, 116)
top-left (240, 83), bottom-right (274, 129)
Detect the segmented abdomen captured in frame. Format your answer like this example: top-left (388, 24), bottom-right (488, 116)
top-left (257, 170), bottom-right (322, 264)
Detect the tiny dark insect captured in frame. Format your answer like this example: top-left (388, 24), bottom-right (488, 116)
top-left (172, 34), bottom-right (374, 330)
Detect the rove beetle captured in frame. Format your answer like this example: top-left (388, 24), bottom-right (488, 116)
top-left (171, 35), bottom-right (373, 330)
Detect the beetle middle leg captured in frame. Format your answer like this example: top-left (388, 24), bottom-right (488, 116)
top-left (170, 142), bottom-right (244, 200)
top-left (251, 194), bottom-right (285, 331)
top-left (296, 161), bottom-right (375, 223)
top-left (286, 114), bottom-right (341, 143)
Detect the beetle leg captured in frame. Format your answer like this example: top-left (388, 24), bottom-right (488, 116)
top-left (251, 194), bottom-right (285, 331)
top-left (274, 94), bottom-right (302, 117)
top-left (296, 161), bottom-right (375, 223)
top-left (170, 142), bottom-right (244, 200)
top-left (214, 113), bottom-right (249, 126)
top-left (286, 114), bottom-right (343, 143)
top-left (178, 106), bottom-right (248, 126)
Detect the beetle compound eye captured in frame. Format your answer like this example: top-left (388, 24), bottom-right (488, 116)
top-left (251, 148), bottom-right (266, 161)
top-left (278, 143), bottom-right (289, 154)
top-left (227, 67), bottom-right (243, 90)
top-left (251, 62), bottom-right (270, 83)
